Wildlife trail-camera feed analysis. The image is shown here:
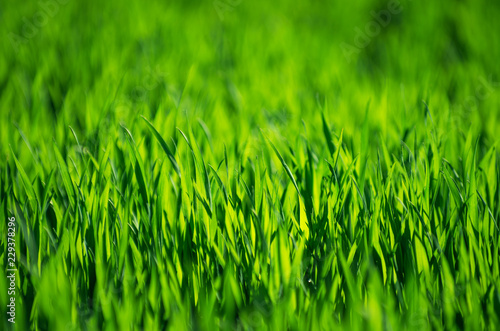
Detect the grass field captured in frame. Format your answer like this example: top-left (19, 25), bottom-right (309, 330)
top-left (1, 0), bottom-right (500, 330)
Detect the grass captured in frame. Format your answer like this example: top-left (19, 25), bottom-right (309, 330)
top-left (1, 0), bottom-right (500, 330)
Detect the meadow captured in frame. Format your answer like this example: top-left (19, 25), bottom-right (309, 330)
top-left (0, 0), bottom-right (499, 330)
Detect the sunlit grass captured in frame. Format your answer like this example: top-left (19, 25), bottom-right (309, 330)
top-left (0, 0), bottom-right (499, 330)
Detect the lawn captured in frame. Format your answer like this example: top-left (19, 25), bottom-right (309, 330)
top-left (0, 0), bottom-right (499, 330)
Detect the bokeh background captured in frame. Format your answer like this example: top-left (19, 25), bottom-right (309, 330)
top-left (1, 0), bottom-right (499, 157)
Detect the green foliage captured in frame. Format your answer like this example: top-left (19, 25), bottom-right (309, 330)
top-left (0, 0), bottom-right (499, 330)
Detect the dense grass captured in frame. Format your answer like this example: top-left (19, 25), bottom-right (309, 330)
top-left (1, 0), bottom-right (500, 330)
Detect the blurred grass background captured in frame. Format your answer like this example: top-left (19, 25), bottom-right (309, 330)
top-left (1, 0), bottom-right (499, 157)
